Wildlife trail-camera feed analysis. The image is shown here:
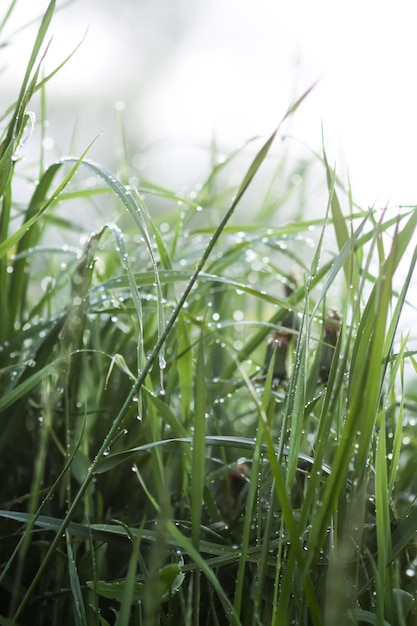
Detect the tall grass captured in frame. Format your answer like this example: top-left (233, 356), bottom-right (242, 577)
top-left (1, 2), bottom-right (417, 625)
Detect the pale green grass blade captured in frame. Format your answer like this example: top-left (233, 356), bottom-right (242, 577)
top-left (0, 0), bottom-right (18, 34)
top-left (34, 32), bottom-right (88, 95)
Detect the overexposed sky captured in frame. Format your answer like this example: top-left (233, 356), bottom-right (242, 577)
top-left (2, 0), bottom-right (417, 207)
top-left (139, 0), bottom-right (417, 208)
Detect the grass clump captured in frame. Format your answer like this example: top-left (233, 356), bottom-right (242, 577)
top-left (1, 2), bottom-right (417, 625)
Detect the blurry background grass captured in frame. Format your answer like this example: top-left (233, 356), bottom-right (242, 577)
top-left (1, 2), bottom-right (417, 625)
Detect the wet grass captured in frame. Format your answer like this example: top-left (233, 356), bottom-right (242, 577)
top-left (1, 2), bottom-right (417, 625)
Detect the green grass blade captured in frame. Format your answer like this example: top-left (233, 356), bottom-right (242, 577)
top-left (66, 531), bottom-right (88, 626)
top-left (62, 157), bottom-right (166, 372)
top-left (0, 137), bottom-right (99, 262)
top-left (375, 413), bottom-right (393, 623)
top-left (191, 331), bottom-right (207, 550)
top-left (6, 0), bottom-right (55, 144)
top-left (0, 0), bottom-right (18, 34)
top-left (114, 525), bottom-right (143, 626)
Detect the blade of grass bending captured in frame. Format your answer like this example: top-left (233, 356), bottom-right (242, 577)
top-left (61, 157), bottom-right (166, 374)
top-left (11, 87), bottom-right (314, 620)
top-left (107, 223), bottom-right (144, 377)
top-left (93, 436), bottom-right (326, 476)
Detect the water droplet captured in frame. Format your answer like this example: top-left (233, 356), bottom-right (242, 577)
top-left (233, 310), bottom-right (244, 322)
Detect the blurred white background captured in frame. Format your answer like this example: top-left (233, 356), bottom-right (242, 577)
top-left (2, 0), bottom-right (417, 208)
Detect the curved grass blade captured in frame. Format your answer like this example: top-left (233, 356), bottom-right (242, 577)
top-left (61, 157), bottom-right (165, 372)
top-left (92, 435), bottom-right (327, 475)
top-left (0, 136), bottom-right (100, 262)
top-left (106, 223), bottom-right (144, 374)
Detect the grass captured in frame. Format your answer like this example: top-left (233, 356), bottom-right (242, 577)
top-left (1, 2), bottom-right (417, 625)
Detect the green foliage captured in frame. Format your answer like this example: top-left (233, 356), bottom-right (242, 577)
top-left (1, 2), bottom-right (417, 625)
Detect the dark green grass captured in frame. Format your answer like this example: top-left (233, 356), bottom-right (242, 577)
top-left (1, 2), bottom-right (417, 625)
